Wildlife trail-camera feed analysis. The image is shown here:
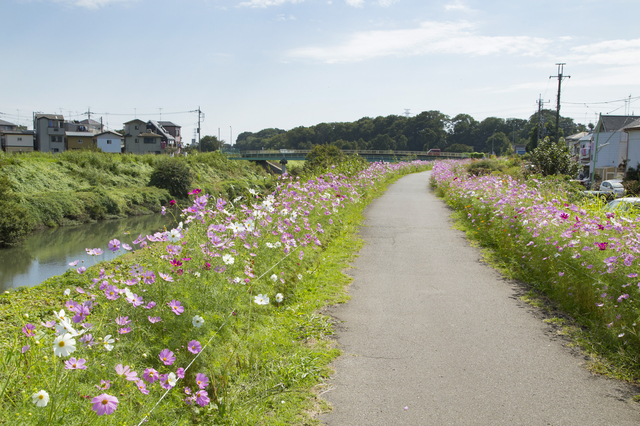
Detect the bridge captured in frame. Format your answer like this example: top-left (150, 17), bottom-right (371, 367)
top-left (230, 149), bottom-right (470, 163)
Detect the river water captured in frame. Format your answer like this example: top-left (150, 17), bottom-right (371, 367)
top-left (0, 213), bottom-right (175, 292)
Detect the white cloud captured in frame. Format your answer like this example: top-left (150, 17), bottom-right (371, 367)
top-left (378, 0), bottom-right (397, 6)
top-left (569, 38), bottom-right (640, 67)
top-left (444, 1), bottom-right (472, 12)
top-left (345, 0), bottom-right (364, 7)
top-left (239, 0), bottom-right (304, 7)
top-left (287, 21), bottom-right (551, 63)
top-left (49, 0), bottom-right (138, 8)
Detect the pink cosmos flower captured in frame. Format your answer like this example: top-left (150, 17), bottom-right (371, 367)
top-left (96, 380), bottom-right (111, 390)
top-left (195, 373), bottom-right (209, 389)
top-left (144, 301), bottom-right (156, 309)
top-left (187, 340), bottom-right (202, 354)
top-left (135, 378), bottom-right (150, 395)
top-left (108, 239), bottom-right (120, 252)
top-left (115, 316), bottom-right (131, 326)
top-left (126, 293), bottom-right (143, 307)
top-left (176, 367), bottom-right (185, 378)
top-left (159, 348), bottom-right (175, 366)
top-left (189, 188), bottom-right (202, 196)
top-left (22, 345), bottom-right (30, 353)
top-left (115, 364), bottom-right (138, 381)
top-left (195, 389), bottom-right (210, 406)
top-left (143, 368), bottom-right (159, 383)
top-left (118, 327), bottom-right (131, 334)
top-left (159, 272), bottom-right (174, 282)
top-left (22, 323), bottom-right (36, 337)
top-left (64, 357), bottom-right (87, 370)
top-left (122, 243), bottom-right (132, 251)
top-left (92, 393), bottom-right (118, 416)
top-left (69, 260), bottom-right (79, 266)
top-left (104, 285), bottom-right (120, 300)
top-left (169, 200), bottom-right (176, 206)
top-left (167, 300), bottom-right (184, 315)
top-left (77, 267), bottom-right (87, 274)
top-left (148, 316), bottom-right (162, 323)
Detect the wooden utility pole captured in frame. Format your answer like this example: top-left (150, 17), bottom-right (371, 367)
top-left (550, 63), bottom-right (570, 143)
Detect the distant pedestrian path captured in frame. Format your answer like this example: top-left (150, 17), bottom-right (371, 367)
top-left (320, 171), bottom-right (640, 425)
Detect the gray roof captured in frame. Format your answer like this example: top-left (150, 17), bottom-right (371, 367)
top-left (599, 115), bottom-right (639, 132)
top-left (565, 131), bottom-right (588, 141)
top-left (80, 119), bottom-right (101, 126)
top-left (0, 129), bottom-right (33, 135)
top-left (124, 118), bottom-right (146, 124)
top-left (148, 120), bottom-right (175, 142)
top-left (36, 114), bottom-right (64, 120)
top-left (0, 119), bottom-right (16, 127)
top-left (623, 118), bottom-right (640, 131)
top-left (96, 130), bottom-right (123, 138)
top-left (158, 121), bottom-right (180, 128)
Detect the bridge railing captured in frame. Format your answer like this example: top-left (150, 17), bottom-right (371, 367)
top-left (239, 150), bottom-right (469, 158)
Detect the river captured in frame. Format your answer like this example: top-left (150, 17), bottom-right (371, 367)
top-left (0, 213), bottom-right (175, 292)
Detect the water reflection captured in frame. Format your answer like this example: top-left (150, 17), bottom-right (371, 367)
top-left (0, 214), bottom-right (174, 292)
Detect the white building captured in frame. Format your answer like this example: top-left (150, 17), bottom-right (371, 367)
top-left (590, 115), bottom-right (638, 180)
top-left (96, 130), bottom-right (123, 153)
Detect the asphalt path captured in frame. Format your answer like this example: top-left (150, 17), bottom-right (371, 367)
top-left (319, 171), bottom-right (640, 425)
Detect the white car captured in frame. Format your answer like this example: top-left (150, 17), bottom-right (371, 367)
top-left (605, 197), bottom-right (640, 212)
top-left (599, 180), bottom-right (625, 198)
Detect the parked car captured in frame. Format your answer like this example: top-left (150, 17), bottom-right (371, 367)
top-left (605, 197), bottom-right (640, 213)
top-left (599, 180), bottom-right (625, 198)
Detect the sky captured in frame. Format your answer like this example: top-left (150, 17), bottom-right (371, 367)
top-left (2, 0), bottom-right (640, 145)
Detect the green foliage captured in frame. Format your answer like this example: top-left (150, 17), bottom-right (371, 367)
top-left (466, 159), bottom-right (502, 176)
top-left (196, 135), bottom-right (222, 152)
top-left (148, 157), bottom-right (193, 199)
top-left (304, 144), bottom-right (345, 171)
top-left (0, 175), bottom-right (34, 246)
top-left (445, 143), bottom-right (474, 152)
top-left (529, 137), bottom-right (580, 177)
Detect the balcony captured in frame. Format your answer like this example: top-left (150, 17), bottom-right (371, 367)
top-left (47, 127), bottom-right (64, 135)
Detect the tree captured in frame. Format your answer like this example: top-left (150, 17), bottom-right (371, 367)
top-left (529, 137), bottom-right (580, 177)
top-left (197, 135), bottom-right (222, 152)
top-left (486, 132), bottom-right (511, 156)
top-left (304, 144), bottom-right (345, 171)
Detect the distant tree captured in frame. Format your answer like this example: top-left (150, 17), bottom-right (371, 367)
top-left (444, 143), bottom-right (474, 153)
top-left (304, 144), bottom-right (345, 171)
top-left (486, 132), bottom-right (511, 156)
top-left (197, 135), bottom-right (222, 152)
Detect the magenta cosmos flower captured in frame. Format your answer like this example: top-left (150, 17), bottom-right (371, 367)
top-left (167, 300), bottom-right (184, 315)
top-left (143, 367), bottom-right (159, 383)
top-left (22, 323), bottom-right (36, 337)
top-left (159, 348), bottom-right (176, 366)
top-left (195, 373), bottom-right (209, 389)
top-left (64, 357), bottom-right (87, 370)
top-left (187, 340), bottom-right (202, 354)
top-left (92, 393), bottom-right (118, 416)
top-left (108, 239), bottom-right (120, 252)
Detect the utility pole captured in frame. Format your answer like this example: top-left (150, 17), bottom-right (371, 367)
top-left (230, 126), bottom-right (232, 147)
top-left (197, 106), bottom-right (201, 153)
top-left (537, 95), bottom-right (549, 144)
top-left (84, 107), bottom-right (93, 122)
top-left (550, 63), bottom-right (570, 143)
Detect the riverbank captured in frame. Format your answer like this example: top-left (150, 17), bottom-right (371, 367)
top-left (0, 159), bottom-right (431, 425)
top-left (0, 150), bottom-right (271, 246)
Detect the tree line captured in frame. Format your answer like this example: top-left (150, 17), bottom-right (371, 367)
top-left (232, 109), bottom-right (587, 156)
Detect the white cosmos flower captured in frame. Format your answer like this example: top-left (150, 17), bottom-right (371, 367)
top-left (103, 334), bottom-right (115, 351)
top-left (167, 372), bottom-right (177, 387)
top-left (254, 294), bottom-right (270, 305)
top-left (222, 254), bottom-right (235, 265)
top-left (275, 293), bottom-right (284, 303)
top-left (233, 277), bottom-right (242, 284)
top-left (193, 272), bottom-right (201, 278)
top-left (124, 288), bottom-right (135, 300)
top-left (167, 228), bottom-right (182, 243)
top-left (297, 274), bottom-right (303, 280)
top-left (32, 390), bottom-right (50, 407)
top-left (63, 289), bottom-right (71, 296)
top-left (192, 315), bottom-right (204, 328)
top-left (266, 242), bottom-right (274, 248)
top-left (53, 309), bottom-right (66, 322)
top-left (270, 274), bottom-right (277, 282)
top-left (53, 333), bottom-right (76, 357)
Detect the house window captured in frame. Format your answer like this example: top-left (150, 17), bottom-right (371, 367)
top-left (144, 138), bottom-right (155, 144)
top-left (78, 140), bottom-right (83, 144)
top-left (50, 136), bottom-right (62, 143)
top-left (52, 148), bottom-right (59, 153)
top-left (49, 120), bottom-right (53, 128)
top-left (107, 140), bottom-right (112, 144)
top-left (176, 129), bottom-right (180, 136)
top-left (134, 125), bottom-right (139, 130)
top-left (17, 137), bottom-right (22, 141)
top-left (135, 138), bottom-right (139, 143)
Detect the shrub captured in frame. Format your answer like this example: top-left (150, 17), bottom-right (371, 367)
top-left (0, 175), bottom-right (33, 246)
top-left (529, 137), bottom-right (580, 177)
top-left (148, 157), bottom-right (193, 199)
top-left (467, 159), bottom-right (502, 176)
top-left (304, 145), bottom-right (345, 171)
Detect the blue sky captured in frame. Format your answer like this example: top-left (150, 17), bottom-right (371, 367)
top-left (2, 0), bottom-right (640, 144)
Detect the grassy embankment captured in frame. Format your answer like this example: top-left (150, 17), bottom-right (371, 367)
top-left (0, 150), bottom-right (271, 246)
top-left (431, 159), bottom-right (640, 384)
top-left (0, 159), bottom-right (432, 425)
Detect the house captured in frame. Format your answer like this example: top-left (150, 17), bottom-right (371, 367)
top-left (565, 131), bottom-right (588, 159)
top-left (1, 123), bottom-right (34, 152)
top-left (66, 131), bottom-right (96, 150)
top-left (147, 120), bottom-right (175, 150)
top-left (0, 119), bottom-right (18, 132)
top-left (96, 130), bottom-right (123, 153)
top-left (158, 121), bottom-right (182, 147)
top-left (79, 118), bottom-right (103, 134)
top-left (589, 115), bottom-right (638, 181)
top-left (137, 131), bottom-right (163, 154)
top-left (623, 118), bottom-right (640, 173)
top-left (123, 119), bottom-right (147, 154)
top-left (34, 114), bottom-right (65, 153)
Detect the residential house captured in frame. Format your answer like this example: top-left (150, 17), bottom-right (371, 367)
top-left (147, 120), bottom-right (174, 150)
top-left (137, 131), bottom-right (163, 154)
top-left (66, 131), bottom-right (96, 150)
top-left (123, 119), bottom-right (147, 154)
top-left (623, 118), bottom-right (640, 173)
top-left (565, 131), bottom-right (588, 159)
top-left (34, 114), bottom-right (65, 153)
top-left (0, 119), bottom-right (18, 132)
top-left (158, 121), bottom-right (182, 148)
top-left (96, 130), bottom-right (123, 153)
top-left (0, 119), bottom-right (34, 153)
top-left (79, 118), bottom-right (103, 134)
top-left (589, 115), bottom-right (638, 180)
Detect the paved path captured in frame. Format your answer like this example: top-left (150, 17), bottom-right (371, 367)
top-left (320, 171), bottom-right (640, 425)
